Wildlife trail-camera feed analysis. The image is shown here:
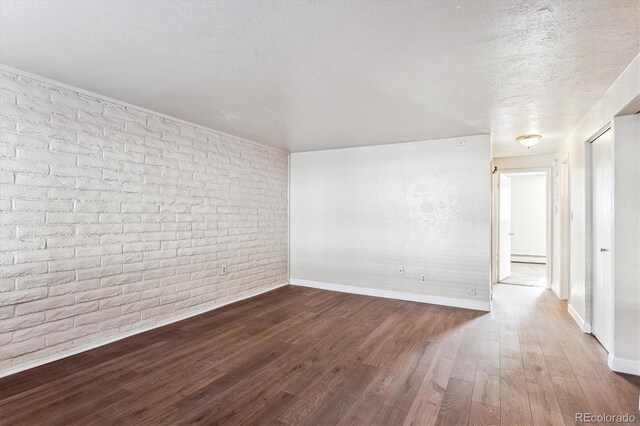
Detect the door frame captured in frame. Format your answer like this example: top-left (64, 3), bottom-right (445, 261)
top-left (557, 156), bottom-right (570, 300)
top-left (585, 122), bottom-right (613, 347)
top-left (491, 166), bottom-right (553, 288)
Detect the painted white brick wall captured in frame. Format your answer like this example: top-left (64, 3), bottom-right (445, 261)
top-left (0, 69), bottom-right (289, 374)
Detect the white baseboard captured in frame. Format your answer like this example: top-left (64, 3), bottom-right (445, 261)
top-left (551, 283), bottom-right (565, 299)
top-left (290, 278), bottom-right (492, 312)
top-left (568, 303), bottom-right (592, 333)
top-left (607, 354), bottom-right (640, 376)
top-left (0, 282), bottom-right (288, 379)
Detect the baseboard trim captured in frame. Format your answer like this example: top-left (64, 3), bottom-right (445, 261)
top-left (0, 282), bottom-right (289, 379)
top-left (290, 278), bottom-right (491, 312)
top-left (551, 283), bottom-right (564, 299)
top-left (607, 354), bottom-right (640, 376)
top-left (568, 303), bottom-right (592, 333)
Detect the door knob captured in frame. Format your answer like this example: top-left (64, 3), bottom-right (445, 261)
top-left (600, 248), bottom-right (608, 252)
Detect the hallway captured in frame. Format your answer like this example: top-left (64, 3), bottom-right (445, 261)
top-left (492, 284), bottom-right (639, 424)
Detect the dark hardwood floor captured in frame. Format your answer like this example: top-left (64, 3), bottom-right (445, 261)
top-left (1, 284), bottom-right (638, 425)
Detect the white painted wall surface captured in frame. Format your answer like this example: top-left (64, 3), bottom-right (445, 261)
top-left (290, 135), bottom-right (491, 310)
top-left (611, 114), bottom-right (640, 371)
top-left (0, 68), bottom-right (289, 376)
top-left (509, 174), bottom-right (546, 259)
top-left (553, 54), bottom-right (639, 330)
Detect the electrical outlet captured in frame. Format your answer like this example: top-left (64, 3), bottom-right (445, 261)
top-left (468, 287), bottom-right (476, 296)
top-left (420, 275), bottom-right (427, 283)
top-left (398, 267), bottom-right (404, 275)
top-left (222, 265), bottom-right (227, 275)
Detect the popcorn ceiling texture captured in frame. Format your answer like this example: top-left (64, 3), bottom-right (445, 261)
top-left (0, 69), bottom-right (289, 374)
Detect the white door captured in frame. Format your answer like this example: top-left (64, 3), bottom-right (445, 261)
top-left (591, 128), bottom-right (613, 352)
top-left (498, 174), bottom-right (512, 281)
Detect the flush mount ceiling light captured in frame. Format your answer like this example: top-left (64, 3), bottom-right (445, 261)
top-left (516, 134), bottom-right (542, 148)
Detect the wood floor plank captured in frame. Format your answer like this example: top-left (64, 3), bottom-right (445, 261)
top-left (0, 284), bottom-right (633, 426)
top-left (526, 381), bottom-right (565, 425)
top-left (403, 356), bottom-right (454, 426)
top-left (434, 377), bottom-right (474, 426)
top-left (468, 401), bottom-right (501, 426)
top-left (500, 368), bottom-right (533, 426)
top-left (551, 376), bottom-right (593, 426)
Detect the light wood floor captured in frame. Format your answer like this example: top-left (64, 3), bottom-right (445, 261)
top-left (1, 284), bottom-right (638, 425)
top-left (499, 262), bottom-right (546, 287)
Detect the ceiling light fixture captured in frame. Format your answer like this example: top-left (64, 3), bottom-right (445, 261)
top-left (516, 134), bottom-right (542, 148)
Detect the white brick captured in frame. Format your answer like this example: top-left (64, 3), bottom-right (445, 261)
top-left (15, 271), bottom-right (76, 289)
top-left (74, 307), bottom-right (121, 326)
top-left (147, 116), bottom-right (179, 134)
top-left (0, 211), bottom-right (44, 226)
top-left (18, 121), bottom-right (76, 141)
top-left (14, 247), bottom-right (74, 264)
top-left (1, 77), bottom-right (50, 99)
top-left (99, 312), bottom-right (140, 331)
top-left (0, 89), bottom-right (16, 105)
top-left (48, 279), bottom-right (100, 297)
top-left (0, 158), bottom-right (49, 174)
top-left (75, 287), bottom-right (122, 303)
top-left (51, 115), bottom-right (103, 136)
top-left (1, 131), bottom-right (50, 150)
top-left (15, 295), bottom-right (76, 315)
top-left (46, 323), bottom-right (99, 346)
top-left (75, 201), bottom-right (121, 213)
top-left (0, 306), bottom-right (14, 320)
top-left (17, 225), bottom-right (75, 238)
top-left (0, 312), bottom-right (45, 332)
top-left (104, 105), bottom-right (147, 124)
top-left (51, 165), bottom-right (102, 179)
top-left (15, 174), bottom-right (74, 189)
top-left (47, 212), bottom-right (98, 224)
top-left (0, 338), bottom-right (45, 361)
top-left (46, 302), bottom-right (98, 321)
top-left (77, 110), bottom-right (125, 130)
top-left (0, 277), bottom-right (15, 291)
top-left (125, 121), bottom-right (161, 138)
top-left (50, 91), bottom-right (103, 113)
top-left (17, 94), bottom-right (74, 117)
top-left (12, 319), bottom-right (74, 342)
top-left (17, 147), bottom-right (77, 166)
top-left (14, 200), bottom-right (73, 212)
top-left (47, 256), bottom-right (101, 272)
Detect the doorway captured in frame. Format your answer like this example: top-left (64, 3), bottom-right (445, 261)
top-left (497, 171), bottom-right (550, 287)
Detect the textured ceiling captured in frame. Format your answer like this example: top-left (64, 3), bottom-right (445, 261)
top-left (1, 0), bottom-right (638, 155)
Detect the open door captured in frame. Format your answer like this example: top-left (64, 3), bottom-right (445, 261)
top-left (498, 174), bottom-right (512, 281)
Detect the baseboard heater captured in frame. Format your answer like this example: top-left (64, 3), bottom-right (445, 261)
top-left (511, 254), bottom-right (546, 264)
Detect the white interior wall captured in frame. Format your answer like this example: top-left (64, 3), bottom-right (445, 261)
top-left (508, 173), bottom-right (546, 261)
top-left (611, 114), bottom-right (640, 373)
top-left (553, 54), bottom-right (639, 336)
top-left (290, 135), bottom-right (492, 311)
